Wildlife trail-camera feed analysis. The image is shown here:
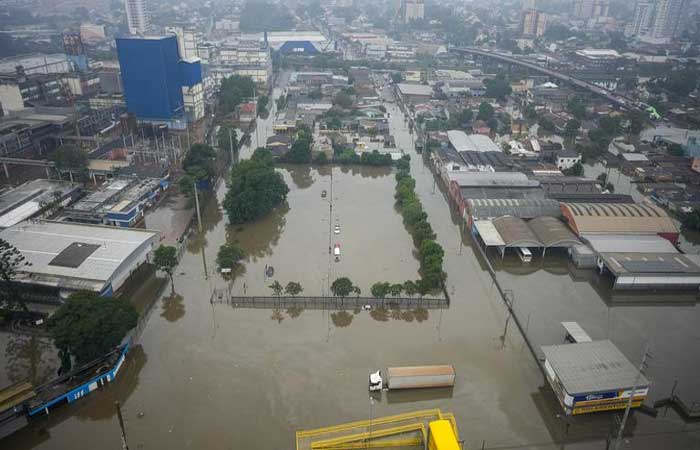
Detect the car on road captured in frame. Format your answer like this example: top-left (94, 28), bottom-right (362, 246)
top-left (334, 225), bottom-right (341, 234)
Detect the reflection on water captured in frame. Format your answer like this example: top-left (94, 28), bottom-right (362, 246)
top-left (74, 344), bottom-right (147, 421)
top-left (338, 165), bottom-right (392, 178)
top-left (227, 202), bottom-right (289, 262)
top-left (270, 309), bottom-right (284, 323)
top-left (285, 305), bottom-right (304, 318)
top-left (161, 292), bottom-right (185, 322)
top-left (331, 310), bottom-right (353, 327)
top-left (386, 387), bottom-right (453, 404)
top-left (4, 333), bottom-right (56, 385)
top-left (283, 164), bottom-right (315, 189)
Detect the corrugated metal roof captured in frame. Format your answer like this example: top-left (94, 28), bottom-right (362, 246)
top-left (468, 198), bottom-right (561, 220)
top-left (583, 234), bottom-right (678, 254)
top-left (528, 216), bottom-right (580, 248)
top-left (562, 202), bottom-right (677, 234)
top-left (0, 221), bottom-right (158, 290)
top-left (492, 216), bottom-right (543, 247)
top-left (542, 340), bottom-right (649, 395)
top-left (473, 220), bottom-right (506, 246)
top-left (447, 130), bottom-right (501, 153)
top-left (600, 252), bottom-right (700, 277)
top-left (447, 171), bottom-right (540, 188)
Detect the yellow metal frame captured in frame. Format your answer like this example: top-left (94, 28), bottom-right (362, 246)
top-left (296, 409), bottom-right (460, 450)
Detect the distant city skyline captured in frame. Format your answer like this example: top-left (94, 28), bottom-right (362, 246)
top-left (626, 0), bottom-right (688, 42)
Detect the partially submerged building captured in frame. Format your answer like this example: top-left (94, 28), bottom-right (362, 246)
top-left (0, 221), bottom-right (159, 298)
top-left (542, 340), bottom-right (650, 416)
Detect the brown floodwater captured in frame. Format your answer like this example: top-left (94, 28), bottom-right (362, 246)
top-left (3, 86), bottom-right (700, 450)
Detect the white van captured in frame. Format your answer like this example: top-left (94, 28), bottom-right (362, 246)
top-left (517, 247), bottom-right (532, 263)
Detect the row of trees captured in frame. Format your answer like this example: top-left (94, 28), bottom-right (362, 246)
top-left (394, 157), bottom-right (445, 290)
top-left (223, 148), bottom-right (289, 224)
top-left (269, 281), bottom-right (304, 297)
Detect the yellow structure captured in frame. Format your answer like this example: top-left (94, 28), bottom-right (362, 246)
top-left (296, 409), bottom-right (460, 450)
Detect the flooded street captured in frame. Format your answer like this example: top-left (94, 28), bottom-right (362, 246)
top-left (4, 88), bottom-right (700, 450)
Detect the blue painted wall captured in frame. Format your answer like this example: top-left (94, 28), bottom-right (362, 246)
top-left (116, 36), bottom-right (185, 121)
top-left (278, 41), bottom-right (319, 55)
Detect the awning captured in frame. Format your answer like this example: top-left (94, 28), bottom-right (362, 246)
top-left (473, 220), bottom-right (505, 247)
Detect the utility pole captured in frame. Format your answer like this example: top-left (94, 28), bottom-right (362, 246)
top-left (613, 344), bottom-right (651, 450)
top-left (228, 127), bottom-right (235, 163)
top-left (115, 401), bottom-right (129, 450)
top-left (193, 179), bottom-right (203, 233)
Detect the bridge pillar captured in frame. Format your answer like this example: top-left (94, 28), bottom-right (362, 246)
top-left (2, 163), bottom-right (8, 179)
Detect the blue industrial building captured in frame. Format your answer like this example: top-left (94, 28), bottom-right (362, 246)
top-left (116, 35), bottom-right (202, 125)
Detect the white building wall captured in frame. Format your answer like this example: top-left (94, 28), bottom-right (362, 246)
top-left (125, 0), bottom-right (149, 35)
top-left (0, 84), bottom-right (25, 113)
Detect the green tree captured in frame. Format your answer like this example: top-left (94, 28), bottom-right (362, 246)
top-left (269, 280), bottom-right (283, 297)
top-left (352, 286), bottom-right (362, 298)
top-left (153, 245), bottom-right (178, 292)
top-left (283, 125), bottom-right (313, 163)
top-left (0, 239), bottom-right (31, 311)
top-left (216, 241), bottom-right (246, 272)
top-left (331, 277), bottom-right (354, 299)
top-left (371, 282), bottom-right (391, 299)
top-left (52, 145), bottom-right (88, 178)
top-left (567, 96), bottom-right (587, 120)
top-left (219, 75), bottom-right (256, 114)
top-left (389, 283), bottom-right (404, 297)
top-left (257, 95), bottom-right (269, 117)
top-left (48, 292), bottom-right (138, 371)
top-left (538, 116), bottom-right (556, 134)
top-left (284, 281), bottom-right (303, 297)
top-left (564, 119), bottom-right (581, 139)
top-left (562, 161), bottom-right (584, 177)
top-left (217, 125), bottom-right (238, 156)
top-left (403, 280), bottom-right (417, 298)
top-left (484, 78), bottom-right (512, 101)
top-left (333, 92), bottom-right (354, 109)
top-left (477, 102), bottom-right (495, 121)
top-left (223, 148), bottom-right (289, 224)
top-left (183, 143), bottom-right (217, 184)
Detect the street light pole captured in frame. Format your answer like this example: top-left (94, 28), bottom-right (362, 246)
top-left (613, 344), bottom-right (651, 450)
top-left (115, 401), bottom-right (129, 450)
top-left (193, 180), bottom-right (203, 233)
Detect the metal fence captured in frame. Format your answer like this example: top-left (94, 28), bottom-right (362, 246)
top-left (212, 294), bottom-right (448, 310)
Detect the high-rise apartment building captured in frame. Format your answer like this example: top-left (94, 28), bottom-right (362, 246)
top-left (572, 0), bottom-right (610, 19)
top-left (125, 0), bottom-right (149, 35)
top-left (401, 0), bottom-right (425, 24)
top-left (165, 26), bottom-right (203, 60)
top-left (522, 9), bottom-right (547, 37)
top-left (626, 0), bottom-right (687, 42)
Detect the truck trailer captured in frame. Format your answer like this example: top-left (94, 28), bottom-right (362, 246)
top-left (369, 365), bottom-right (456, 391)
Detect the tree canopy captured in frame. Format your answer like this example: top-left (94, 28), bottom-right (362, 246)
top-left (219, 75), bottom-right (256, 114)
top-left (153, 245), bottom-right (178, 291)
top-left (331, 277), bottom-right (354, 298)
top-left (484, 78), bottom-right (512, 102)
top-left (217, 241), bottom-right (246, 271)
top-left (223, 148), bottom-right (289, 224)
top-left (0, 238), bottom-right (30, 311)
top-left (52, 145), bottom-right (88, 173)
top-left (183, 143), bottom-right (217, 182)
top-left (477, 102), bottom-right (495, 121)
top-left (48, 292), bottom-right (138, 369)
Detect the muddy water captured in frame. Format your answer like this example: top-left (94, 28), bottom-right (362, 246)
top-left (5, 90), bottom-right (700, 449)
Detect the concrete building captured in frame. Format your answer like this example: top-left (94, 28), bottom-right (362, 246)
top-left (447, 131), bottom-right (501, 153)
top-left (260, 32), bottom-right (331, 54)
top-left (0, 54), bottom-right (71, 76)
top-left (0, 221), bottom-right (159, 297)
top-left (80, 24), bottom-right (106, 44)
top-left (0, 82), bottom-right (24, 114)
top-left (401, 0), bottom-right (425, 24)
top-left (166, 26), bottom-right (202, 60)
top-left (125, 0), bottom-right (149, 35)
top-left (522, 9), bottom-right (547, 37)
top-left (395, 83), bottom-right (432, 105)
top-left (116, 36), bottom-right (202, 126)
top-left (212, 40), bottom-right (272, 88)
top-left (626, 0), bottom-right (687, 42)
top-left (0, 179), bottom-right (80, 229)
top-left (542, 340), bottom-right (649, 415)
top-left (572, 0), bottom-right (610, 19)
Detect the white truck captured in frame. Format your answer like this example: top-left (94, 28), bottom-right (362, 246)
top-left (369, 365), bottom-right (456, 391)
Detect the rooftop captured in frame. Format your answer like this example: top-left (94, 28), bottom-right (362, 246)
top-left (448, 171), bottom-right (540, 188)
top-left (0, 179), bottom-right (79, 229)
top-left (561, 202), bottom-right (678, 235)
top-left (0, 221), bottom-right (158, 291)
top-left (542, 340), bottom-right (649, 396)
top-left (467, 198), bottom-right (561, 221)
top-left (448, 131), bottom-right (501, 153)
top-left (396, 83), bottom-right (433, 97)
top-left (599, 252), bottom-right (700, 277)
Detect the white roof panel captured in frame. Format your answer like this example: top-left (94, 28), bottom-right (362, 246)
top-left (474, 220), bottom-right (506, 247)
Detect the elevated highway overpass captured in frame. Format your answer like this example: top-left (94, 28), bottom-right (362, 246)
top-left (451, 47), bottom-right (639, 111)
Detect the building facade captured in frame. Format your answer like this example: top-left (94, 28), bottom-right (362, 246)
top-left (572, 0), bottom-right (610, 19)
top-left (401, 0), bottom-right (425, 24)
top-left (522, 9), bottom-right (547, 37)
top-left (626, 0), bottom-right (687, 42)
top-left (125, 0), bottom-right (149, 35)
top-left (116, 35), bottom-right (202, 125)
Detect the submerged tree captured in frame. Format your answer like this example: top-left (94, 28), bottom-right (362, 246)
top-left (0, 239), bottom-right (31, 311)
top-left (48, 292), bottom-right (138, 371)
top-left (153, 245), bottom-right (178, 292)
